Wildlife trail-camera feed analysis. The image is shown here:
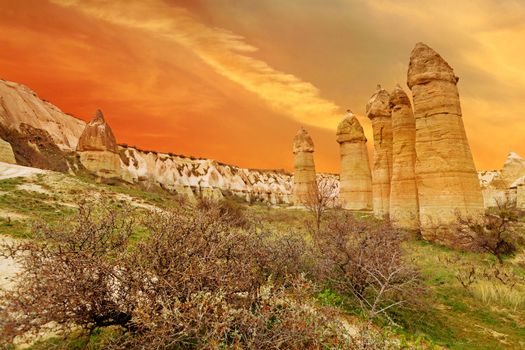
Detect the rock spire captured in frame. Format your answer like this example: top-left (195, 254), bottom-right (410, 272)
top-left (408, 42), bottom-right (483, 238)
top-left (366, 85), bottom-right (393, 218)
top-left (336, 110), bottom-right (372, 210)
top-left (292, 127), bottom-right (316, 205)
top-left (389, 85), bottom-right (418, 229)
top-left (76, 109), bottom-right (121, 178)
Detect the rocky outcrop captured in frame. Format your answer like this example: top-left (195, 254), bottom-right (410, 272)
top-left (292, 127), bottom-right (316, 205)
top-left (0, 137), bottom-right (15, 164)
top-left (76, 110), bottom-right (121, 178)
top-left (120, 146), bottom-right (297, 204)
top-left (0, 79), bottom-right (85, 151)
top-left (479, 152), bottom-right (525, 207)
top-left (408, 42), bottom-right (483, 238)
top-left (518, 184), bottom-right (525, 209)
top-left (0, 123), bottom-right (72, 171)
top-left (0, 78), bottom-right (332, 205)
top-left (389, 85), bottom-right (419, 229)
top-left (499, 152), bottom-right (525, 188)
top-left (366, 85), bottom-right (393, 218)
top-left (336, 111), bottom-right (372, 210)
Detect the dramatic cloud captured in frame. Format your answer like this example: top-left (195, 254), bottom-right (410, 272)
top-left (1, 0), bottom-right (524, 172)
top-left (51, 0), bottom-right (342, 130)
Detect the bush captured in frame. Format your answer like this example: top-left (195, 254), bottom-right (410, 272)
top-left (456, 199), bottom-right (519, 264)
top-left (312, 212), bottom-right (424, 321)
top-left (0, 201), bottom-right (357, 349)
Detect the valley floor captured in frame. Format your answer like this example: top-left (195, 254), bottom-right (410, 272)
top-left (0, 165), bottom-right (524, 349)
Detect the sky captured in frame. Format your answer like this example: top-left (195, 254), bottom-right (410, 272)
top-left (0, 0), bottom-right (524, 173)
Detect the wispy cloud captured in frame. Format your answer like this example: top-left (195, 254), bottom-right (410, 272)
top-left (51, 0), bottom-right (342, 129)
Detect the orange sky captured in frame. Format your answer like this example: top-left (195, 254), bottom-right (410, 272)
top-left (1, 0), bottom-right (524, 172)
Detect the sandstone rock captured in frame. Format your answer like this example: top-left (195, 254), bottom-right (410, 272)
top-left (517, 183), bottom-right (525, 209)
top-left (389, 85), bottom-right (419, 229)
top-left (292, 127), bottom-right (316, 205)
top-left (366, 85), bottom-right (393, 218)
top-left (79, 151), bottom-right (121, 178)
top-left (0, 137), bottom-right (16, 164)
top-left (121, 146), bottom-right (296, 205)
top-left (77, 110), bottom-right (121, 178)
top-left (336, 111), bottom-right (372, 210)
top-left (408, 42), bottom-right (484, 238)
top-left (499, 152), bottom-right (525, 188)
top-left (478, 153), bottom-right (525, 208)
top-left (0, 79), bottom-right (85, 151)
top-left (76, 109), bottom-right (118, 153)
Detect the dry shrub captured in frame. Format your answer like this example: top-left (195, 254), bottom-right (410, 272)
top-left (0, 201), bottom-right (358, 349)
top-left (455, 199), bottom-right (519, 264)
top-left (0, 201), bottom-right (135, 344)
top-left (313, 212), bottom-right (423, 321)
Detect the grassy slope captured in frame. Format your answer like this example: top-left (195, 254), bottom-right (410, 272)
top-left (0, 173), bottom-right (180, 239)
top-left (246, 206), bottom-right (525, 349)
top-left (1, 175), bottom-right (524, 349)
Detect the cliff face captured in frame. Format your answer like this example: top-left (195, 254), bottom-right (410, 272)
top-left (479, 152), bottom-right (525, 208)
top-left (0, 80), bottom-right (85, 151)
top-left (119, 146), bottom-right (296, 203)
top-left (0, 78), bottom-right (324, 204)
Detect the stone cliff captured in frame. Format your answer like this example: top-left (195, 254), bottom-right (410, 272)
top-left (0, 78), bottom-right (331, 204)
top-left (479, 152), bottom-right (525, 209)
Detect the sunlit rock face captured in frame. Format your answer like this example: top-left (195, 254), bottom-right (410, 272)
top-left (0, 79), bottom-right (85, 151)
top-left (336, 111), bottom-right (372, 210)
top-left (119, 146), bottom-right (296, 204)
top-left (518, 184), bottom-right (525, 209)
top-left (389, 85), bottom-right (419, 229)
top-left (408, 42), bottom-right (483, 239)
top-left (0, 137), bottom-right (16, 164)
top-left (366, 85), bottom-right (393, 218)
top-left (499, 152), bottom-right (525, 188)
top-left (479, 152), bottom-right (525, 208)
top-left (76, 110), bottom-right (121, 178)
top-left (292, 127), bottom-right (316, 205)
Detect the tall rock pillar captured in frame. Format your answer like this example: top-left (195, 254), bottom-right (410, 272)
top-left (76, 109), bottom-right (121, 179)
top-left (407, 42), bottom-right (484, 238)
top-left (366, 85), bottom-right (393, 218)
top-left (292, 127), bottom-right (316, 205)
top-left (337, 111), bottom-right (372, 210)
top-left (389, 85), bottom-right (419, 229)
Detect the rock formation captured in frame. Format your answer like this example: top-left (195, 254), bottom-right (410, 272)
top-left (389, 85), bottom-right (419, 229)
top-left (479, 152), bottom-right (525, 207)
top-left (0, 77), bottom-right (333, 205)
top-left (0, 79), bottom-right (85, 151)
top-left (0, 137), bottom-right (16, 164)
top-left (336, 111), bottom-right (372, 210)
top-left (366, 85), bottom-right (393, 218)
top-left (76, 109), bottom-right (121, 178)
top-left (517, 184), bottom-right (525, 209)
top-left (408, 42), bottom-right (484, 238)
top-left (292, 127), bottom-right (316, 205)
top-left (499, 152), bottom-right (525, 188)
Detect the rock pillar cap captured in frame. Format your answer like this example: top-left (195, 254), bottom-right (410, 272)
top-left (407, 42), bottom-right (459, 88)
top-left (366, 84), bottom-right (391, 119)
top-left (293, 127), bottom-right (314, 154)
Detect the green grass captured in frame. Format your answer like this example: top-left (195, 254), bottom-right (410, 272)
top-left (399, 240), bottom-right (525, 349)
top-left (2, 175), bottom-right (525, 349)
